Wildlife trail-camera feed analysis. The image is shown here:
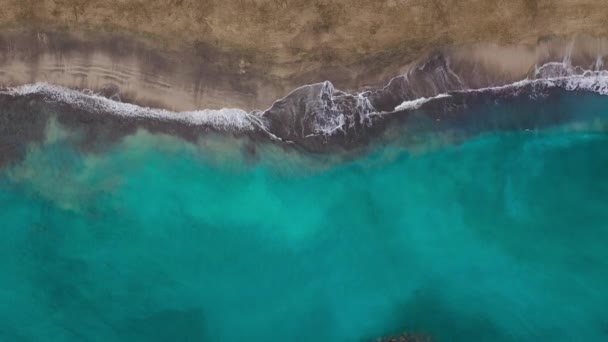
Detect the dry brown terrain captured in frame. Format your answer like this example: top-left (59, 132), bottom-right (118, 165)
top-left (1, 0), bottom-right (608, 110)
top-left (3, 0), bottom-right (608, 63)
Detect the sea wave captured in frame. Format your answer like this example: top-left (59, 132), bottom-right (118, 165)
top-left (0, 83), bottom-right (257, 131)
top-left (394, 94), bottom-right (452, 111)
top-left (2, 59), bottom-right (608, 150)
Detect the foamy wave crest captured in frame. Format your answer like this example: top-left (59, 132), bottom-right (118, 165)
top-left (394, 94), bottom-right (452, 111)
top-left (0, 83), bottom-right (257, 131)
top-left (393, 60), bottom-right (608, 111)
top-left (558, 75), bottom-right (608, 95)
top-left (533, 60), bottom-right (608, 94)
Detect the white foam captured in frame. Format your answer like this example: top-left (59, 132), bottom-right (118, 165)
top-left (559, 74), bottom-right (608, 95)
top-left (0, 83), bottom-right (257, 131)
top-left (311, 85), bottom-right (376, 136)
top-left (393, 61), bottom-right (608, 112)
top-left (311, 113), bottom-right (346, 136)
top-left (394, 94), bottom-right (452, 111)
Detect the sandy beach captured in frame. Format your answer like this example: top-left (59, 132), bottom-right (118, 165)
top-left (2, 1), bottom-right (608, 111)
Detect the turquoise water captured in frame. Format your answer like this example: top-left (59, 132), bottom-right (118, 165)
top-left (1, 93), bottom-right (608, 341)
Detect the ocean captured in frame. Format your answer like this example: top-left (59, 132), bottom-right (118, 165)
top-left (1, 79), bottom-right (608, 341)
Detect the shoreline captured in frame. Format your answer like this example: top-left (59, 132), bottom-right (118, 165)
top-left (1, 27), bottom-right (608, 112)
top-left (2, 60), bottom-right (608, 160)
top-left (2, 28), bottom-right (608, 155)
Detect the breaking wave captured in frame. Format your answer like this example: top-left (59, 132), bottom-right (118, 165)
top-left (3, 57), bottom-right (608, 150)
top-left (0, 83), bottom-right (257, 131)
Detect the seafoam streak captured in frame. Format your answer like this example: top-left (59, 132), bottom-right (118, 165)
top-left (0, 83), bottom-right (257, 131)
top-left (393, 62), bottom-right (608, 111)
top-left (394, 94), bottom-right (452, 111)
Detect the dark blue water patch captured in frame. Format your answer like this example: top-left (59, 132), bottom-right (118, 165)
top-left (375, 88), bottom-right (608, 152)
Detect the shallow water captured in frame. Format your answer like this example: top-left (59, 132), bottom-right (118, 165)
top-left (1, 91), bottom-right (608, 341)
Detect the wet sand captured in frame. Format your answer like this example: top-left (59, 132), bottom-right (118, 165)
top-left (2, 28), bottom-right (608, 113)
